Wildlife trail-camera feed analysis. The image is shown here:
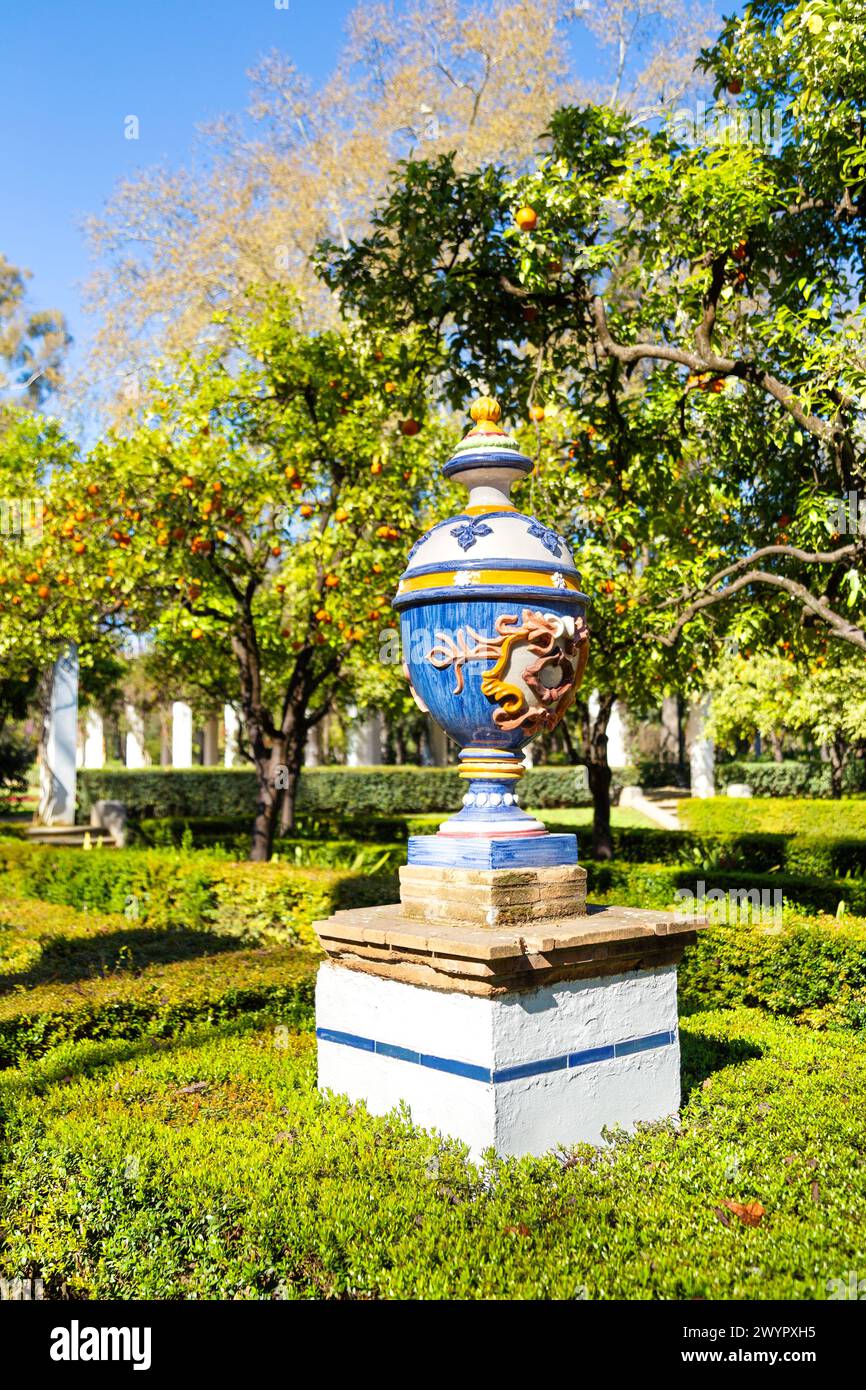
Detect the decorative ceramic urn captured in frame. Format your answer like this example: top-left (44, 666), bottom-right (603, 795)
top-left (393, 397), bottom-right (589, 864)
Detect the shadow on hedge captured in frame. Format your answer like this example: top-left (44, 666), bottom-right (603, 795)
top-left (679, 1029), bottom-right (763, 1102)
top-left (0, 926), bottom-right (244, 994)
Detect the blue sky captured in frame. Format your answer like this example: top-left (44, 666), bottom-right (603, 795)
top-left (0, 0), bottom-right (358, 367)
top-left (0, 0), bottom-right (699, 397)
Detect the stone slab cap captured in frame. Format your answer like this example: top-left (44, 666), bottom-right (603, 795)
top-left (314, 901), bottom-right (706, 996)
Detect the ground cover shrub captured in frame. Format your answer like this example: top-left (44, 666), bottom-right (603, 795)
top-left (0, 839), bottom-right (396, 944)
top-left (0, 1007), bottom-right (863, 1299)
top-left (582, 860), bottom-right (866, 917)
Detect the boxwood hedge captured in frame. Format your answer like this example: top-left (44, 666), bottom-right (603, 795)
top-left (78, 763), bottom-right (640, 820)
top-left (1, 1006), bottom-right (864, 1299)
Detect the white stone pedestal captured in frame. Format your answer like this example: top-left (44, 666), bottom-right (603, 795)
top-left (313, 901), bottom-right (698, 1161)
top-left (317, 962), bottom-right (680, 1159)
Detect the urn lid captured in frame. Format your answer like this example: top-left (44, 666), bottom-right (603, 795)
top-left (393, 396), bottom-right (588, 611)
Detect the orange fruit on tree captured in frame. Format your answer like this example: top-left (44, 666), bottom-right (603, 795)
top-left (191, 628), bottom-right (204, 640)
top-left (335, 507), bottom-right (349, 522)
top-left (370, 460), bottom-right (383, 475)
top-left (300, 503), bottom-right (314, 518)
top-left (271, 543), bottom-right (282, 556)
top-left (37, 585), bottom-right (50, 600)
top-left (399, 418), bottom-right (421, 436)
top-left (86, 483), bottom-right (100, 497)
top-left (180, 476), bottom-right (196, 490)
top-left (529, 404), bottom-right (545, 422)
top-left (284, 465), bottom-right (297, 481)
top-left (384, 381), bottom-right (397, 393)
top-left (73, 541), bottom-right (86, 555)
top-left (325, 573), bottom-right (339, 587)
top-left (515, 206), bottom-right (538, 232)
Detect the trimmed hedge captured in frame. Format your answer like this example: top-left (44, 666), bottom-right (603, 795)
top-left (0, 839), bottom-right (397, 945)
top-left (679, 916), bottom-right (866, 1029)
top-left (597, 825), bottom-right (866, 878)
top-left (132, 813), bottom-right (413, 848)
top-left (681, 796), bottom-right (866, 838)
top-left (1, 1007), bottom-right (865, 1298)
top-left (583, 859), bottom-right (866, 917)
top-left (78, 764), bottom-right (640, 820)
top-left (716, 759), bottom-right (866, 798)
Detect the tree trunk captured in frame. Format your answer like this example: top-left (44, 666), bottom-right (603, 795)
top-left (278, 721), bottom-right (306, 836)
top-left (562, 693), bottom-right (615, 860)
top-left (826, 737), bottom-right (846, 800)
top-left (769, 730), bottom-right (784, 763)
top-left (588, 694), bottom-right (615, 860)
top-left (250, 741), bottom-right (285, 862)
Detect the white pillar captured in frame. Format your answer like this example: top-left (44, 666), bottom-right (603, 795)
top-left (686, 696), bottom-right (715, 798)
top-left (588, 691), bottom-right (628, 768)
top-left (347, 708), bottom-right (383, 765)
top-left (171, 701), bottom-right (194, 768)
top-left (83, 708), bottom-right (105, 769)
top-left (39, 644), bottom-right (79, 825)
top-left (202, 715), bottom-right (219, 766)
top-left (125, 704), bottom-right (147, 768)
top-left (224, 704), bottom-right (240, 767)
top-left (606, 701), bottom-right (629, 768)
top-left (305, 724), bottom-right (322, 767)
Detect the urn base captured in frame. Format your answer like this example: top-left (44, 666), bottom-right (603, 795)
top-left (407, 831), bottom-right (578, 869)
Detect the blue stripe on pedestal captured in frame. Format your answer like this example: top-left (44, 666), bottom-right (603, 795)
top-left (407, 832), bottom-right (578, 869)
top-left (316, 1026), bottom-right (677, 1084)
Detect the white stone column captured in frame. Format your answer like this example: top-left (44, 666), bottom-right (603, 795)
top-left (38, 644), bottom-right (79, 825)
top-left (686, 695), bottom-right (715, 798)
top-left (223, 704), bottom-right (240, 767)
top-left (606, 701), bottom-right (630, 769)
top-left (587, 691), bottom-right (629, 768)
top-left (125, 704), bottom-right (147, 769)
top-left (83, 708), bottom-right (105, 769)
top-left (347, 708), bottom-right (383, 765)
top-left (202, 716), bottom-right (220, 766)
top-left (171, 701), bottom-right (194, 768)
top-left (305, 724), bottom-right (322, 767)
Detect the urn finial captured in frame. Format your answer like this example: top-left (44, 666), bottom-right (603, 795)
top-left (469, 395), bottom-right (502, 428)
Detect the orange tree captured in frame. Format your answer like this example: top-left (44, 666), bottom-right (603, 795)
top-left (82, 294), bottom-right (446, 859)
top-left (321, 11), bottom-right (866, 846)
top-left (0, 406), bottom-right (123, 775)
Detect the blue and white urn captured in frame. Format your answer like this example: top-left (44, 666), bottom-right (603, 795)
top-left (393, 396), bottom-right (589, 866)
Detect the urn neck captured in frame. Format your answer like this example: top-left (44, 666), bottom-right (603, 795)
top-left (466, 481), bottom-right (516, 511)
